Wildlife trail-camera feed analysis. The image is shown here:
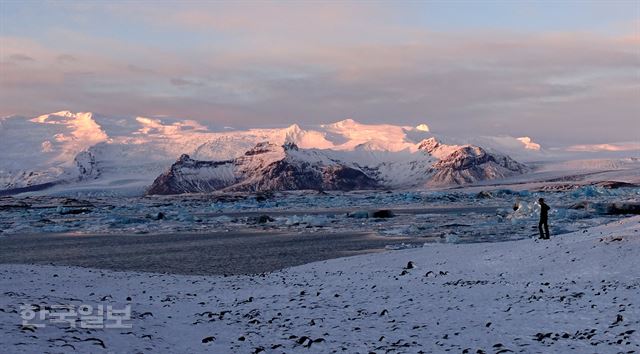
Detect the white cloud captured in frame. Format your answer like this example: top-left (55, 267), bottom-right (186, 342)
top-left (567, 142), bottom-right (640, 152)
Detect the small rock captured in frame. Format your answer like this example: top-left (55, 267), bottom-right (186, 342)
top-left (613, 314), bottom-right (624, 325)
top-left (604, 203), bottom-right (640, 215)
top-left (371, 209), bottom-right (394, 218)
top-left (257, 215), bottom-right (274, 224)
top-left (569, 201), bottom-right (589, 210)
top-left (147, 212), bottom-right (165, 220)
top-left (57, 206), bottom-right (92, 215)
top-left (202, 336), bottom-right (216, 344)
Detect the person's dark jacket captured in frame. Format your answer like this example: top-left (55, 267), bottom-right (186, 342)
top-left (540, 203), bottom-right (550, 221)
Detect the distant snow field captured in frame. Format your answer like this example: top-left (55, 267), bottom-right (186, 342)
top-left (1, 216), bottom-right (638, 353)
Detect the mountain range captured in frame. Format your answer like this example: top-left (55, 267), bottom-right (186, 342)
top-left (0, 111), bottom-right (635, 196)
top-left (146, 138), bottom-right (528, 194)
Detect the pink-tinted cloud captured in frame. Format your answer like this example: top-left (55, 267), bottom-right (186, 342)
top-left (567, 142), bottom-right (640, 152)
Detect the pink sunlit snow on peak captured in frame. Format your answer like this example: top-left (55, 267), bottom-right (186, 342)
top-left (517, 137), bottom-right (541, 151)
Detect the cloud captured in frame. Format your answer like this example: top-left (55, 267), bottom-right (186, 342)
top-left (8, 53), bottom-right (35, 62)
top-left (127, 64), bottom-right (154, 74)
top-left (56, 54), bottom-right (77, 64)
top-left (567, 142), bottom-right (640, 152)
top-left (517, 137), bottom-right (541, 151)
top-left (170, 77), bottom-right (204, 87)
top-left (0, 3), bottom-right (638, 147)
top-left (100, 2), bottom-right (386, 41)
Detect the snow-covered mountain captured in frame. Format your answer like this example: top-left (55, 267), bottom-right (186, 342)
top-left (147, 143), bottom-right (380, 194)
top-left (0, 110), bottom-right (594, 195)
top-left (0, 111), bottom-right (221, 193)
top-left (146, 136), bottom-right (530, 194)
top-left (417, 138), bottom-right (528, 186)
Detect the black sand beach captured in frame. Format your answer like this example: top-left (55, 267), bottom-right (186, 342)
top-left (0, 231), bottom-right (424, 275)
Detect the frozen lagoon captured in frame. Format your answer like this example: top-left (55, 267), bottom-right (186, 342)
top-left (1, 185), bottom-right (638, 243)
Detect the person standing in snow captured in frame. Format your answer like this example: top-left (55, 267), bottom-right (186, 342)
top-left (538, 198), bottom-right (550, 239)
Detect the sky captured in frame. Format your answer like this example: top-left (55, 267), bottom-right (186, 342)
top-left (0, 0), bottom-right (638, 147)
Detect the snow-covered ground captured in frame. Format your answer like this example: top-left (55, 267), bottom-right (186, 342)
top-left (1, 216), bottom-right (638, 353)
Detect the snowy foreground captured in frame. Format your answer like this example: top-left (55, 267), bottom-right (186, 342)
top-left (1, 217), bottom-right (639, 353)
